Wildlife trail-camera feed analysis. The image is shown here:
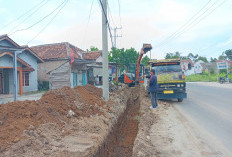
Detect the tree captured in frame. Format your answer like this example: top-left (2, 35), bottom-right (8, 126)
top-left (210, 57), bottom-right (217, 62)
top-left (90, 46), bottom-right (99, 51)
top-left (187, 53), bottom-right (198, 62)
top-left (165, 52), bottom-right (181, 59)
top-left (196, 56), bottom-right (208, 63)
top-left (108, 47), bottom-right (139, 67)
top-left (218, 55), bottom-right (226, 60)
top-left (141, 56), bottom-right (150, 66)
top-left (86, 46), bottom-right (99, 52)
top-left (224, 49), bottom-right (232, 60)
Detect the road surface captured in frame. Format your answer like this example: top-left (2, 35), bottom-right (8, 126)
top-left (173, 82), bottom-right (232, 156)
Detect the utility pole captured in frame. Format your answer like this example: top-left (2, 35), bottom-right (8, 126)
top-left (13, 50), bottom-right (23, 101)
top-left (13, 51), bottom-right (18, 101)
top-left (112, 27), bottom-right (122, 48)
top-left (102, 0), bottom-right (109, 100)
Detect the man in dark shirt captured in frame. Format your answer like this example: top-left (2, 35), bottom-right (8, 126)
top-left (148, 69), bottom-right (158, 109)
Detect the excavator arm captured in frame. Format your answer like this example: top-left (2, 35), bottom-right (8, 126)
top-left (136, 44), bottom-right (152, 82)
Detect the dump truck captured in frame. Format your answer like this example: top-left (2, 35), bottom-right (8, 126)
top-left (148, 59), bottom-right (187, 102)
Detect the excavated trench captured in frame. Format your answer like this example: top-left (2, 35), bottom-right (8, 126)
top-left (94, 92), bottom-right (140, 157)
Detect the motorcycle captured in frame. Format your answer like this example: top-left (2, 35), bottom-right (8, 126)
top-left (218, 77), bottom-right (226, 84)
top-left (218, 72), bottom-right (231, 84)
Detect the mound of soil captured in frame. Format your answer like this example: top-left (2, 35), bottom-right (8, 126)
top-left (0, 85), bottom-right (106, 151)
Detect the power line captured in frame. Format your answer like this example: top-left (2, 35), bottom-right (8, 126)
top-left (9, 0), bottom-right (67, 36)
top-left (27, 0), bottom-right (69, 44)
top-left (117, 0), bottom-right (122, 27)
top-left (8, 0), bottom-right (50, 34)
top-left (179, 0), bottom-right (227, 37)
top-left (81, 0), bottom-right (95, 49)
top-left (155, 0), bottom-right (215, 48)
top-left (158, 1), bottom-right (225, 48)
top-left (98, 0), bottom-right (114, 48)
top-left (159, 0), bottom-right (227, 48)
top-left (0, 0), bottom-right (48, 31)
top-left (156, 0), bottom-right (226, 48)
top-left (156, 0), bottom-right (213, 47)
top-left (108, 4), bottom-right (116, 27)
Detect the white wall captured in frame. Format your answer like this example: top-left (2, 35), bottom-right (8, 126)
top-left (96, 56), bottom-right (103, 62)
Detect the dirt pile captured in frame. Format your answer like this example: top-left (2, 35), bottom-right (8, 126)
top-left (0, 85), bottom-right (106, 152)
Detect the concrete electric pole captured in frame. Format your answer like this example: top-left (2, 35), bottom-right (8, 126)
top-left (102, 0), bottom-right (109, 100)
top-left (112, 27), bottom-right (122, 48)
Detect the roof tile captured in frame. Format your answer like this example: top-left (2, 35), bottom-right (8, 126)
top-left (83, 51), bottom-right (102, 60)
top-left (31, 42), bottom-right (84, 60)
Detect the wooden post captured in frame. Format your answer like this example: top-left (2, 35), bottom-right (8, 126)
top-left (18, 68), bottom-right (23, 95)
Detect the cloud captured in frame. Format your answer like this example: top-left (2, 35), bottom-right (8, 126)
top-left (0, 7), bottom-right (6, 13)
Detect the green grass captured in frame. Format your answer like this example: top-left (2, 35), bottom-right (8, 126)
top-left (186, 72), bottom-right (232, 82)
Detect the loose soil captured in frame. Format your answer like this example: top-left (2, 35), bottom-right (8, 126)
top-left (0, 85), bottom-right (108, 154)
top-left (94, 87), bottom-right (140, 157)
top-left (0, 84), bottom-right (139, 157)
top-left (132, 93), bottom-right (230, 157)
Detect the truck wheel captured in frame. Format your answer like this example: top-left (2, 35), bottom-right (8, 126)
top-left (178, 98), bottom-right (183, 102)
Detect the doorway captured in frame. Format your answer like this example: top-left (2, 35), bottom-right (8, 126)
top-left (73, 73), bottom-right (78, 87)
top-left (82, 72), bottom-right (86, 86)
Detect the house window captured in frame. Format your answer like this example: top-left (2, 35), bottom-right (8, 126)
top-left (23, 72), bottom-right (30, 86)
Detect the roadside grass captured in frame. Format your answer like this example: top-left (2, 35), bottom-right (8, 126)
top-left (186, 72), bottom-right (232, 82)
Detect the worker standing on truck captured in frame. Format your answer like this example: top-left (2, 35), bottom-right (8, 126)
top-left (149, 69), bottom-right (158, 109)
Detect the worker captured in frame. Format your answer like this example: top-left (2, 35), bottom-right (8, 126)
top-left (95, 75), bottom-right (99, 86)
top-left (149, 69), bottom-right (158, 109)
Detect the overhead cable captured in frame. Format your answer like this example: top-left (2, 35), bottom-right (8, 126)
top-left (9, 0), bottom-right (67, 36)
top-left (27, 0), bottom-right (69, 44)
top-left (98, 0), bottom-right (114, 48)
top-left (0, 0), bottom-right (48, 31)
top-left (117, 0), bottom-right (122, 27)
top-left (155, 0), bottom-right (227, 48)
top-left (81, 0), bottom-right (95, 48)
top-left (8, 0), bottom-right (50, 34)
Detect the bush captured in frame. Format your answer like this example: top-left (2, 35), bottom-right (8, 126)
top-left (186, 73), bottom-right (218, 82)
top-left (210, 69), bottom-right (215, 74)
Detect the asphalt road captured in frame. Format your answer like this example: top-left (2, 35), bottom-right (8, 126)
top-left (173, 83), bottom-right (232, 156)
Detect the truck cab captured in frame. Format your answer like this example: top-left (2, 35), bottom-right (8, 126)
top-left (149, 59), bottom-right (187, 102)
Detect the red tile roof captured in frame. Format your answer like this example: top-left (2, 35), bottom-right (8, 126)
top-left (30, 42), bottom-right (84, 60)
top-left (83, 51), bottom-right (102, 60)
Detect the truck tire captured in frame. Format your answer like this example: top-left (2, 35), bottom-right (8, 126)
top-left (178, 98), bottom-right (183, 102)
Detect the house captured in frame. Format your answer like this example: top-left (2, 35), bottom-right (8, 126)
top-left (31, 42), bottom-right (92, 90)
top-left (194, 60), bottom-right (204, 74)
top-left (180, 59), bottom-right (194, 76)
top-left (0, 35), bottom-right (43, 95)
top-left (83, 51), bottom-right (117, 84)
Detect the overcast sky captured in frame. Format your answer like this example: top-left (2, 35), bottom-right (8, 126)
top-left (0, 0), bottom-right (232, 59)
